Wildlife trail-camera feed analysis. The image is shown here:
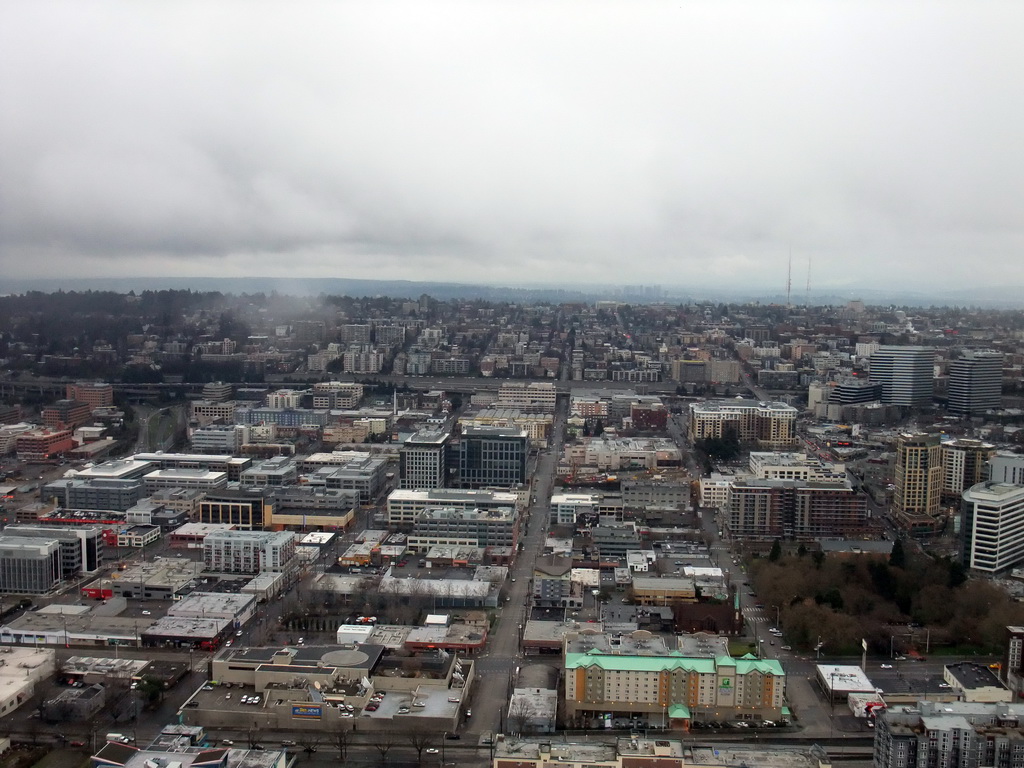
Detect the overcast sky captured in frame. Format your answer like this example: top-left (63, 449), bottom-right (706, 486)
top-left (2, 1), bottom-right (1023, 295)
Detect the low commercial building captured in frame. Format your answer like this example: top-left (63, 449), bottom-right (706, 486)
top-left (93, 726), bottom-right (288, 768)
top-left (143, 468), bottom-right (228, 494)
top-left (564, 437), bottom-right (682, 472)
top-left (0, 536), bottom-right (62, 594)
top-left (533, 555), bottom-right (580, 608)
top-left (198, 487), bottom-right (275, 530)
top-left (141, 616), bottom-right (232, 650)
top-left (240, 456), bottom-right (299, 487)
top-left (815, 664), bottom-right (877, 701)
top-left (168, 522), bottom-right (236, 549)
top-left (507, 686), bottom-right (559, 734)
top-left (15, 428), bottom-right (74, 461)
top-left (116, 524), bottom-right (161, 548)
top-left (387, 488), bottom-right (520, 526)
top-left (304, 457), bottom-right (389, 504)
top-left (621, 480), bottom-right (690, 510)
top-left (169, 591), bottom-right (257, 624)
top-left (0, 647), bottom-right (56, 718)
top-left (146, 488), bottom-right (205, 519)
top-left (268, 486), bottom-right (357, 530)
top-left (132, 452), bottom-right (252, 481)
top-left (42, 478), bottom-right (145, 512)
top-left (550, 493), bottom-right (600, 525)
top-left (203, 529), bottom-right (296, 574)
top-left (945, 662), bottom-right (1013, 703)
top-left (410, 506), bottom-right (520, 550)
top-left (111, 558), bottom-right (205, 600)
top-left (404, 622), bottom-right (487, 654)
top-left (42, 683), bottom-right (106, 722)
top-left (1, 524), bottom-right (104, 577)
top-left (0, 609), bottom-right (147, 647)
top-left (492, 736), bottom-right (686, 768)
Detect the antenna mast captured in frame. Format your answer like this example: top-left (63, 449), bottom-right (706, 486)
top-left (786, 250), bottom-right (792, 308)
top-left (805, 256), bottom-right (812, 307)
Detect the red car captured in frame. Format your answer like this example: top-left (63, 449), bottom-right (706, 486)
top-left (70, 741), bottom-right (86, 747)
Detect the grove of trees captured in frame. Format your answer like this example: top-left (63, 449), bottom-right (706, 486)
top-left (749, 544), bottom-right (1024, 655)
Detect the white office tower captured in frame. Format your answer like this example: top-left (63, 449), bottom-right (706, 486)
top-left (961, 482), bottom-right (1024, 574)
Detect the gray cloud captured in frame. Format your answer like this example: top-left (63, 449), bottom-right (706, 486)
top-left (2, 0), bottom-right (1023, 293)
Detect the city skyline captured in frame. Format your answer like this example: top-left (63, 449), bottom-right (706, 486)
top-left (3, 1), bottom-right (1023, 292)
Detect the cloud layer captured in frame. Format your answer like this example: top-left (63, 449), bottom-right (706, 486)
top-left (2, 0), bottom-right (1023, 292)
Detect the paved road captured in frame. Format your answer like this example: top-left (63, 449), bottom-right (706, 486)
top-left (468, 399), bottom-right (567, 736)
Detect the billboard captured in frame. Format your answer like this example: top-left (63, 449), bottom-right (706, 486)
top-left (291, 704), bottom-right (322, 719)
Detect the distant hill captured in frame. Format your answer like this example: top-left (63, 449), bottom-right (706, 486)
top-left (4, 276), bottom-right (1023, 308)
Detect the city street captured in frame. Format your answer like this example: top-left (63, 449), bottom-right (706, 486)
top-left (466, 398), bottom-right (567, 737)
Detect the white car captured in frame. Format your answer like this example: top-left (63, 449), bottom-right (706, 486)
top-left (880, 663), bottom-right (893, 669)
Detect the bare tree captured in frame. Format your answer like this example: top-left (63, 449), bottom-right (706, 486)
top-left (508, 697), bottom-right (536, 735)
top-left (406, 727), bottom-right (439, 768)
top-left (372, 730), bottom-right (395, 768)
top-left (332, 720), bottom-right (353, 760)
top-left (298, 731), bottom-right (322, 760)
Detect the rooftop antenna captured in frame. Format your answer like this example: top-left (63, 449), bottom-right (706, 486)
top-left (786, 249), bottom-right (792, 308)
top-left (805, 256), bottom-right (812, 307)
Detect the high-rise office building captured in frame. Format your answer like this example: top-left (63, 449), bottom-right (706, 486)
top-left (399, 427), bottom-right (450, 489)
top-left (458, 426), bottom-right (528, 488)
top-left (961, 482), bottom-right (1024, 574)
top-left (948, 350), bottom-right (1003, 416)
top-left (991, 453), bottom-right (1024, 485)
top-left (869, 346), bottom-right (935, 408)
top-left (892, 433), bottom-right (943, 536)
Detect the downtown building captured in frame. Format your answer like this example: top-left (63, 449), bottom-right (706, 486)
top-left (868, 346), bottom-right (935, 408)
top-left (399, 427), bottom-right (451, 489)
top-left (688, 400), bottom-right (797, 450)
top-left (0, 537), bottom-right (62, 594)
top-left (941, 439), bottom-right (996, 499)
top-left (387, 488), bottom-right (519, 526)
top-left (892, 433), bottom-right (943, 537)
top-left (65, 382), bottom-right (114, 409)
top-left (874, 700), bottom-right (1024, 768)
top-left (203, 529), bottom-right (297, 574)
top-left (407, 505), bottom-right (521, 551)
top-left (960, 482), bottom-right (1024, 575)
top-left (948, 350), bottom-right (1003, 416)
top-left (41, 477), bottom-right (145, 512)
top-left (564, 631), bottom-right (785, 728)
top-left (724, 477), bottom-right (868, 540)
top-left (0, 524), bottom-right (104, 578)
top-left (198, 487), bottom-right (275, 530)
top-left (458, 426), bottom-right (528, 488)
